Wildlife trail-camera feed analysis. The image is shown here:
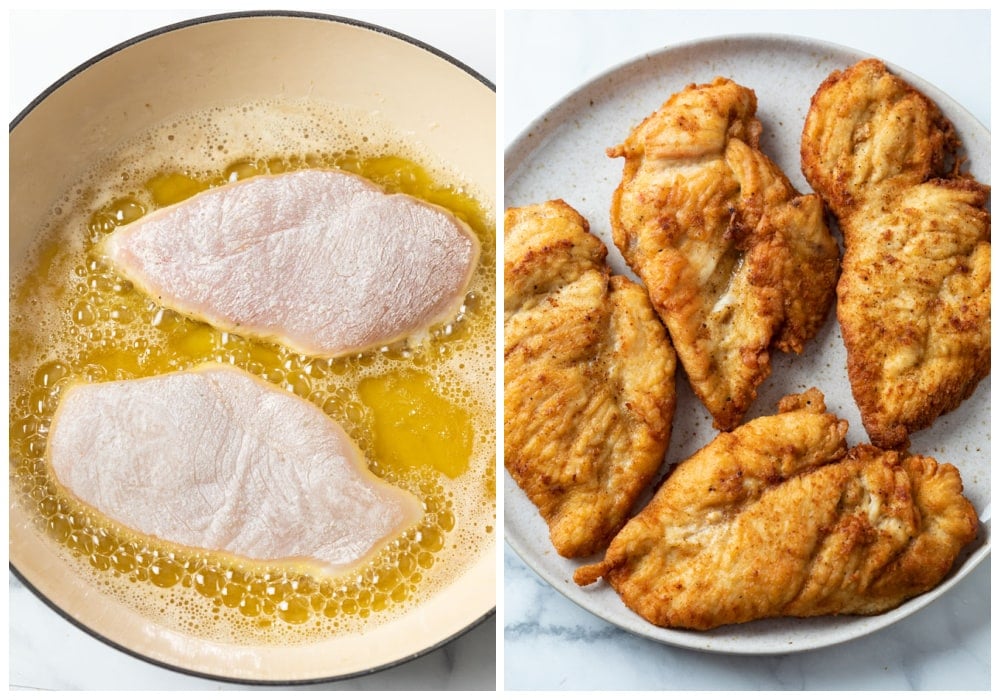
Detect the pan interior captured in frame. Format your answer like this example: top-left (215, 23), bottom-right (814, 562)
top-left (9, 13), bottom-right (496, 683)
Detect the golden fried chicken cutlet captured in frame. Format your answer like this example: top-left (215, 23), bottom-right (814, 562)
top-left (505, 200), bottom-right (677, 558)
top-left (801, 58), bottom-right (990, 449)
top-left (608, 77), bottom-right (840, 432)
top-left (575, 389), bottom-right (978, 631)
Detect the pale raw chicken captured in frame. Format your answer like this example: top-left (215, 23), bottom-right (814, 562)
top-left (46, 364), bottom-right (423, 573)
top-left (101, 169), bottom-right (480, 357)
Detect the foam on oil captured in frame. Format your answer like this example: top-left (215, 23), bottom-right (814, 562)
top-left (9, 98), bottom-right (496, 643)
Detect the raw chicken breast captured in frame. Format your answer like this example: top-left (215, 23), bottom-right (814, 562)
top-left (102, 169), bottom-right (480, 357)
top-left (46, 364), bottom-right (423, 573)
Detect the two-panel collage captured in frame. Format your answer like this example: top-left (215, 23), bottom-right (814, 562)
top-left (7, 8), bottom-right (990, 692)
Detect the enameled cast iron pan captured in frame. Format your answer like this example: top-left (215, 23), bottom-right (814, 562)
top-left (10, 11), bottom-right (495, 684)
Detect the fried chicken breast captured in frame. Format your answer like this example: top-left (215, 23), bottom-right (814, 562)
top-left (575, 389), bottom-right (978, 631)
top-left (505, 200), bottom-right (677, 558)
top-left (801, 58), bottom-right (990, 449)
top-left (609, 77), bottom-right (840, 431)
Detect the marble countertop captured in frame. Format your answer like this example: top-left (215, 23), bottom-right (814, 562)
top-left (9, 8), bottom-right (496, 691)
top-left (503, 9), bottom-right (990, 691)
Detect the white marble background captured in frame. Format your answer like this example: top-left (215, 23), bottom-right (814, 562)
top-left (505, 549), bottom-right (989, 691)
top-left (9, 7), bottom-right (496, 691)
top-left (503, 9), bottom-right (990, 691)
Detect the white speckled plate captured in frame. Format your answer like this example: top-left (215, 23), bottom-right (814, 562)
top-left (503, 34), bottom-right (990, 655)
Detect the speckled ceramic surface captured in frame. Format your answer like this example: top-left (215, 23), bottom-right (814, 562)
top-left (504, 34), bottom-right (990, 655)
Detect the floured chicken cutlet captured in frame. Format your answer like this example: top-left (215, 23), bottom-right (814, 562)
top-left (801, 58), bottom-right (990, 449)
top-left (504, 200), bottom-right (676, 558)
top-left (609, 77), bottom-right (840, 431)
top-left (575, 389), bottom-right (978, 630)
top-left (47, 364), bottom-right (423, 574)
top-left (102, 168), bottom-right (480, 358)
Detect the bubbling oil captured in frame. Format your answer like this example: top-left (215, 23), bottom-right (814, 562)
top-left (9, 98), bottom-right (496, 643)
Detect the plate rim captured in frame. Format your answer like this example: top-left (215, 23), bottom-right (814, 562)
top-left (504, 32), bottom-right (988, 174)
top-left (503, 31), bottom-right (990, 656)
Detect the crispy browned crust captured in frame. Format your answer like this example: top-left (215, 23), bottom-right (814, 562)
top-left (801, 59), bottom-right (990, 449)
top-left (504, 200), bottom-right (677, 558)
top-left (609, 78), bottom-right (839, 432)
top-left (575, 389), bottom-right (978, 630)
top-left (801, 59), bottom-right (962, 219)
